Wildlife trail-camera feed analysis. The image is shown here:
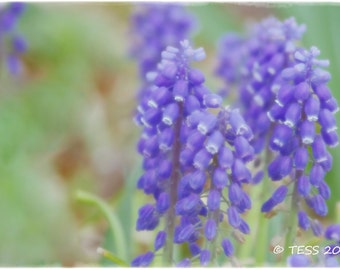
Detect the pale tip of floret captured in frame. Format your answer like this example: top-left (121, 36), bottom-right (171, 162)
top-left (197, 124), bottom-right (208, 135)
top-left (271, 84), bottom-right (280, 94)
top-left (267, 67), bottom-right (276, 75)
top-left (302, 137), bottom-right (313, 145)
top-left (140, 117), bottom-right (152, 128)
top-left (310, 46), bottom-right (320, 57)
top-left (236, 125), bottom-right (249, 136)
top-left (267, 111), bottom-right (275, 122)
top-left (159, 144), bottom-right (170, 151)
top-left (326, 126), bottom-right (338, 133)
top-left (316, 156), bottom-right (328, 163)
top-left (180, 39), bottom-right (190, 49)
top-left (146, 71), bottom-right (157, 82)
top-left (193, 48), bottom-right (206, 61)
top-left (273, 139), bottom-right (284, 147)
top-left (253, 71), bottom-right (263, 82)
top-left (166, 46), bottom-right (179, 54)
top-left (254, 95), bottom-right (264, 106)
top-left (174, 96), bottom-right (184, 102)
top-left (329, 141), bottom-right (339, 148)
top-left (307, 115), bottom-right (318, 122)
top-left (161, 50), bottom-right (176, 60)
top-left (283, 120), bottom-right (294, 128)
top-left (294, 63), bottom-right (306, 73)
top-left (206, 145), bottom-right (218, 155)
top-left (275, 99), bottom-right (284, 107)
top-left (162, 117), bottom-right (173, 126)
top-left (246, 85), bottom-right (255, 94)
top-left (147, 100), bottom-right (158, 109)
top-left (294, 51), bottom-right (307, 62)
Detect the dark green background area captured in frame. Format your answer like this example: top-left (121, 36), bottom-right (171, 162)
top-left (0, 3), bottom-right (339, 266)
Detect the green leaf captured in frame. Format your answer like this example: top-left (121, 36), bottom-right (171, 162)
top-left (76, 190), bottom-right (128, 262)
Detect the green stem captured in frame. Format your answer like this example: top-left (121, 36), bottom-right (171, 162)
top-left (163, 103), bottom-right (183, 266)
top-left (283, 174), bottom-right (300, 261)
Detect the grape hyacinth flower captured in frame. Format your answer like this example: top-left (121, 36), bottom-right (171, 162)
top-left (262, 46), bottom-right (339, 236)
top-left (130, 4), bottom-right (195, 129)
top-left (130, 4), bottom-right (195, 80)
top-left (217, 17), bottom-right (306, 154)
top-left (215, 33), bottom-right (246, 98)
top-left (0, 2), bottom-right (26, 74)
top-left (132, 39), bottom-right (255, 266)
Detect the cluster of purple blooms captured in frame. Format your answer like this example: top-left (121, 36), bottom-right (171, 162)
top-left (132, 39), bottom-right (254, 267)
top-left (131, 4), bottom-right (339, 267)
top-left (0, 2), bottom-right (26, 74)
top-left (217, 17), bottom-right (339, 235)
top-left (130, 4), bottom-right (195, 129)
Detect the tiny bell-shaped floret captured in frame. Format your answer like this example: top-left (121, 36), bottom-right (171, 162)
top-left (173, 80), bottom-right (189, 102)
top-left (156, 192), bottom-right (170, 213)
top-left (325, 224), bottom-right (340, 242)
top-left (212, 167), bottom-right (229, 189)
top-left (304, 95), bottom-right (320, 121)
top-left (176, 258), bottom-right (191, 267)
top-left (227, 206), bottom-right (241, 228)
top-left (221, 238), bottom-right (234, 257)
top-left (294, 147), bottom-right (309, 170)
top-left (154, 231), bottom-right (167, 251)
top-left (312, 135), bottom-right (328, 162)
top-left (131, 251), bottom-right (155, 267)
top-left (319, 108), bottom-right (337, 133)
top-left (234, 135), bottom-right (254, 162)
top-left (299, 120), bottom-right (315, 144)
top-left (297, 174), bottom-right (310, 197)
top-left (188, 170), bottom-right (206, 192)
top-left (206, 130), bottom-right (224, 154)
top-left (284, 102), bottom-right (301, 128)
top-left (199, 249), bottom-right (211, 266)
top-left (218, 146), bottom-right (234, 169)
top-left (298, 210), bottom-right (310, 230)
top-left (175, 194), bottom-right (201, 216)
top-left (309, 163), bottom-right (325, 186)
top-left (204, 219), bottom-right (217, 241)
top-left (207, 189), bottom-right (221, 211)
top-left (311, 194), bottom-right (328, 216)
top-left (193, 148), bottom-right (212, 170)
top-left (162, 103), bottom-right (179, 126)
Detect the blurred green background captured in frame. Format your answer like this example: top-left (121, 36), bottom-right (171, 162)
top-left (0, 3), bottom-right (339, 266)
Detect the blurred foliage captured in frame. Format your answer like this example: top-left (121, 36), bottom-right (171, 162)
top-left (0, 2), bottom-right (339, 266)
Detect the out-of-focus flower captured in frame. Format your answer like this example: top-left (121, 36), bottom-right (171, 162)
top-left (0, 2), bottom-right (26, 74)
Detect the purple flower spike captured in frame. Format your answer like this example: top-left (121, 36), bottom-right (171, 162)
top-left (0, 3), bottom-right (27, 75)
